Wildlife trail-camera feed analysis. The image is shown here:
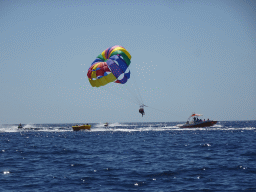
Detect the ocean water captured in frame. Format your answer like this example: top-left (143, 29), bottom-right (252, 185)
top-left (0, 121), bottom-right (256, 191)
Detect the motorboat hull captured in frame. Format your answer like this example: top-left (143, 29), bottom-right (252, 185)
top-left (72, 125), bottom-right (91, 131)
top-left (177, 121), bottom-right (218, 128)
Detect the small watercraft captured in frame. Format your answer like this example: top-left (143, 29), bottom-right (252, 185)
top-left (177, 113), bottom-right (218, 128)
top-left (72, 124), bottom-right (91, 131)
top-left (18, 124), bottom-right (23, 129)
top-left (104, 123), bottom-right (108, 127)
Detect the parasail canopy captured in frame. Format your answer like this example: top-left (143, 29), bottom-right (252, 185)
top-left (87, 45), bottom-right (131, 87)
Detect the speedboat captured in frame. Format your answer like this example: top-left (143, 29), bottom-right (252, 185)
top-left (177, 113), bottom-right (218, 128)
top-left (72, 124), bottom-right (91, 131)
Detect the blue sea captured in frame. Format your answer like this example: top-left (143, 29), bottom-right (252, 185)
top-left (1, 121), bottom-right (256, 191)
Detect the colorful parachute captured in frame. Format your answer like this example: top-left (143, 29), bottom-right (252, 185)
top-left (87, 45), bottom-right (131, 87)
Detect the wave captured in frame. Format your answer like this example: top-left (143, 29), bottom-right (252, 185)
top-left (0, 122), bottom-right (255, 133)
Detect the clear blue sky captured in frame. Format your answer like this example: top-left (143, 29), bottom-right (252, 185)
top-left (1, 0), bottom-right (255, 124)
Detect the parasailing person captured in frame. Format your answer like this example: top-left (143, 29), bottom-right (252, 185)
top-left (139, 104), bottom-right (147, 117)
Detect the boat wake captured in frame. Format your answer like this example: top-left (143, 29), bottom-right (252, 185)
top-left (0, 122), bottom-right (255, 133)
top-left (95, 122), bottom-right (132, 128)
top-left (0, 124), bottom-right (72, 133)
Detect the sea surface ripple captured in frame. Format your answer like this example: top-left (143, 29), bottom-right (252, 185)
top-left (0, 121), bottom-right (256, 191)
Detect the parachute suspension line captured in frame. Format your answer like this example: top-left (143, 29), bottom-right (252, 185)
top-left (113, 65), bottom-right (144, 107)
top-left (124, 83), bottom-right (143, 106)
top-left (100, 85), bottom-right (141, 106)
top-left (129, 67), bottom-right (144, 106)
top-left (118, 85), bottom-right (142, 106)
top-left (111, 88), bottom-right (141, 106)
top-left (133, 78), bottom-right (144, 105)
